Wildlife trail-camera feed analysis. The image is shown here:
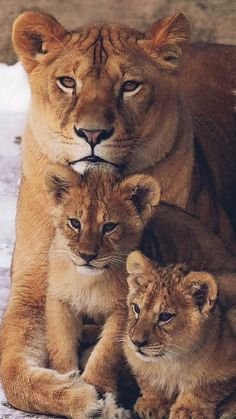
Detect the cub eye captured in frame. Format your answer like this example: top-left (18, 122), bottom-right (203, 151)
top-left (57, 77), bottom-right (76, 91)
top-left (69, 218), bottom-right (81, 230)
top-left (132, 304), bottom-right (141, 318)
top-left (122, 80), bottom-right (141, 93)
top-left (158, 312), bottom-right (175, 324)
top-left (102, 222), bottom-right (118, 235)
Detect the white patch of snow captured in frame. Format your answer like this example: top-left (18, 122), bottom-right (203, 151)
top-left (0, 112), bottom-right (23, 290)
top-left (0, 62), bottom-right (31, 112)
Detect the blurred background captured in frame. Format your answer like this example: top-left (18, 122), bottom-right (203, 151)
top-left (1, 0), bottom-right (236, 64)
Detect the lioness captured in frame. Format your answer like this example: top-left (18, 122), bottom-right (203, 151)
top-left (124, 251), bottom-right (236, 419)
top-left (45, 164), bottom-right (160, 392)
top-left (1, 9), bottom-right (236, 418)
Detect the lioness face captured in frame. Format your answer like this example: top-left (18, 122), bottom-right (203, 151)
top-left (13, 12), bottom-right (189, 173)
top-left (125, 251), bottom-right (218, 361)
top-left (45, 165), bottom-right (160, 276)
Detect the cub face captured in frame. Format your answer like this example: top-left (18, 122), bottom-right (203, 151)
top-left (45, 166), bottom-right (160, 276)
top-left (126, 251), bottom-right (218, 361)
top-left (13, 12), bottom-right (189, 173)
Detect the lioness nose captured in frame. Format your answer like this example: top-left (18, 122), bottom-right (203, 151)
top-left (131, 338), bottom-right (148, 348)
top-left (79, 252), bottom-right (98, 263)
top-left (74, 127), bottom-right (114, 146)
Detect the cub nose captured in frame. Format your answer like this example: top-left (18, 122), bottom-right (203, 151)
top-left (79, 252), bottom-right (98, 263)
top-left (131, 339), bottom-right (148, 348)
top-left (74, 127), bottom-right (114, 146)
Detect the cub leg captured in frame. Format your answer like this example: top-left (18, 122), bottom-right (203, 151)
top-left (46, 295), bottom-right (82, 373)
top-left (82, 309), bottom-right (127, 393)
top-left (134, 376), bottom-right (172, 419)
top-left (135, 393), bottom-right (172, 419)
top-left (169, 392), bottom-right (215, 419)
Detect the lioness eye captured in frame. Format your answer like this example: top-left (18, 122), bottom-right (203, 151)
top-left (57, 77), bottom-right (76, 89)
top-left (102, 222), bottom-right (118, 235)
top-left (158, 312), bottom-right (175, 324)
top-left (132, 304), bottom-right (141, 318)
top-left (69, 218), bottom-right (81, 230)
top-left (122, 80), bottom-right (141, 93)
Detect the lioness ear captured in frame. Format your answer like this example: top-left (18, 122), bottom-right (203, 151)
top-left (119, 175), bottom-right (161, 222)
top-left (139, 13), bottom-right (190, 71)
top-left (44, 164), bottom-right (79, 204)
top-left (12, 12), bottom-right (68, 72)
top-left (183, 272), bottom-right (218, 314)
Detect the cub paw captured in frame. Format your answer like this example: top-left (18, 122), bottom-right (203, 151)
top-left (134, 395), bottom-right (169, 419)
top-left (102, 393), bottom-right (131, 419)
top-left (169, 405), bottom-right (214, 419)
top-left (82, 371), bottom-right (117, 394)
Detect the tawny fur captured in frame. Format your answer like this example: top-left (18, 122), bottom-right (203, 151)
top-left (142, 203), bottom-right (236, 273)
top-left (124, 251), bottom-right (236, 419)
top-left (1, 9), bottom-right (236, 418)
top-left (45, 164), bottom-right (160, 393)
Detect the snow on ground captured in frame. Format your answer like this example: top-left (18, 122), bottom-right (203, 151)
top-left (0, 63), bottom-right (30, 315)
top-left (0, 62), bottom-right (30, 112)
top-left (0, 63), bottom-right (56, 418)
top-left (0, 111), bottom-right (24, 311)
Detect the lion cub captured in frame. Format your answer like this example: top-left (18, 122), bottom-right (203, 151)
top-left (44, 165), bottom-right (160, 393)
top-left (124, 251), bottom-right (236, 419)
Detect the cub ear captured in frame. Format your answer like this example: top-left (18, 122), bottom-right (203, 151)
top-left (12, 11), bottom-right (68, 72)
top-left (126, 251), bottom-right (152, 290)
top-left (127, 251), bottom-right (152, 275)
top-left (44, 164), bottom-right (79, 204)
top-left (183, 272), bottom-right (218, 314)
top-left (119, 174), bottom-right (161, 222)
top-left (139, 13), bottom-right (190, 71)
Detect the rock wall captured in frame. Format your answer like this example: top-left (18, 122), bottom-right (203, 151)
top-left (1, 0), bottom-right (235, 64)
